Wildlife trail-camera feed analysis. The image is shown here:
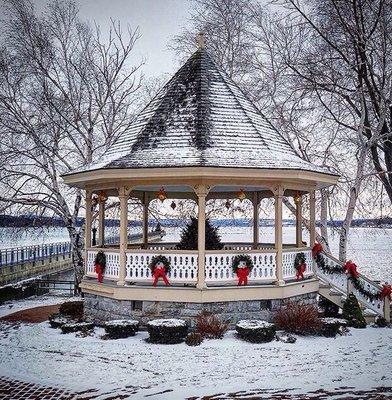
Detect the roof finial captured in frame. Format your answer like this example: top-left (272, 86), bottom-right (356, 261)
top-left (196, 32), bottom-right (205, 50)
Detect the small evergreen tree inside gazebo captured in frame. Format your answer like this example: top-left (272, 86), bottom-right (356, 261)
top-left (176, 217), bottom-right (224, 250)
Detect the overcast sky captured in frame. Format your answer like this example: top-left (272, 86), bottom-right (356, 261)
top-left (34, 0), bottom-right (193, 78)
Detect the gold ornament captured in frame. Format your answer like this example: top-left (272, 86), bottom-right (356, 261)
top-left (293, 192), bottom-right (301, 204)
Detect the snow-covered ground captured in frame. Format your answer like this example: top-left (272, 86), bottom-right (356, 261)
top-left (0, 295), bottom-right (75, 318)
top-left (0, 318), bottom-right (391, 399)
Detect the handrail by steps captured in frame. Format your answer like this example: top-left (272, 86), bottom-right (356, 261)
top-left (316, 250), bottom-right (389, 319)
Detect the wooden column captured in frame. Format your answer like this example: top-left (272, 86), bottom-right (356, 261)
top-left (309, 191), bottom-right (316, 246)
top-left (85, 190), bottom-right (92, 276)
top-left (85, 190), bottom-right (92, 251)
top-left (194, 185), bottom-right (209, 289)
top-left (295, 196), bottom-right (302, 247)
top-left (142, 192), bottom-right (149, 248)
top-left (274, 187), bottom-right (284, 286)
top-left (309, 190), bottom-right (317, 275)
top-left (252, 192), bottom-right (260, 249)
top-left (384, 297), bottom-right (391, 322)
top-left (98, 201), bottom-right (105, 247)
top-left (118, 186), bottom-right (131, 286)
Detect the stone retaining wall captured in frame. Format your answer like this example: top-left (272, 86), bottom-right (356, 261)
top-left (84, 292), bottom-right (318, 328)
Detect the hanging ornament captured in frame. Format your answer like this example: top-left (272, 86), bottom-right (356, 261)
top-left (293, 191), bottom-right (301, 204)
top-left (225, 200), bottom-right (231, 210)
top-left (157, 187), bottom-right (167, 202)
top-left (170, 200), bottom-right (176, 210)
top-left (98, 190), bottom-right (108, 203)
top-left (237, 188), bottom-right (246, 202)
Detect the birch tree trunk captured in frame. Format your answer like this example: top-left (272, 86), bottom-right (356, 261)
top-left (338, 147), bottom-right (367, 261)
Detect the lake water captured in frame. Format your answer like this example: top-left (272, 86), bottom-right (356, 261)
top-left (0, 226), bottom-right (391, 282)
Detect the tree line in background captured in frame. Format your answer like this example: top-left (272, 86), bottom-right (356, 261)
top-left (0, 0), bottom-right (391, 287)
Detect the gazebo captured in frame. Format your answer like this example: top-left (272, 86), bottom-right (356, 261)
top-left (63, 40), bottom-right (339, 324)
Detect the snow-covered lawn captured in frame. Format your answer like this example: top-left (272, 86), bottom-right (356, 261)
top-left (0, 295), bottom-right (75, 318)
top-left (0, 319), bottom-right (391, 399)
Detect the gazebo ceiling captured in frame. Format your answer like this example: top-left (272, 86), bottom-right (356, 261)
top-left (62, 48), bottom-right (338, 188)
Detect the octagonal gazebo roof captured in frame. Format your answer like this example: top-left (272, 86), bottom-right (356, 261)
top-left (64, 49), bottom-right (337, 181)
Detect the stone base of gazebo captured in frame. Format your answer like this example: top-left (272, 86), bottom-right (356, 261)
top-left (82, 279), bottom-right (319, 328)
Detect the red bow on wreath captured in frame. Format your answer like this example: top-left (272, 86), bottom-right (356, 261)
top-left (153, 266), bottom-right (170, 287)
top-left (344, 261), bottom-right (359, 278)
top-left (380, 284), bottom-right (392, 301)
top-left (312, 243), bottom-right (323, 258)
top-left (296, 263), bottom-right (306, 280)
top-left (94, 263), bottom-right (104, 283)
top-left (236, 267), bottom-right (250, 286)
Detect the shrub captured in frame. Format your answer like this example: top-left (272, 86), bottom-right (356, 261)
top-left (195, 311), bottom-right (228, 339)
top-left (104, 320), bottom-right (139, 339)
top-left (185, 332), bottom-right (203, 346)
top-left (61, 322), bottom-right (94, 334)
top-left (275, 302), bottom-right (323, 335)
top-left (342, 294), bottom-right (367, 328)
top-left (320, 318), bottom-right (347, 337)
top-left (319, 297), bottom-right (340, 318)
top-left (276, 332), bottom-right (297, 344)
top-left (59, 301), bottom-right (84, 320)
top-left (48, 312), bottom-right (71, 329)
top-left (375, 315), bottom-right (388, 328)
top-left (236, 320), bottom-right (276, 343)
top-left (146, 319), bottom-right (188, 344)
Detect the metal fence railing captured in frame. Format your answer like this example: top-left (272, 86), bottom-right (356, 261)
top-left (0, 241), bottom-right (71, 268)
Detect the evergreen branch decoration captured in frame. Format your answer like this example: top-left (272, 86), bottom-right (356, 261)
top-left (313, 250), bottom-right (386, 301)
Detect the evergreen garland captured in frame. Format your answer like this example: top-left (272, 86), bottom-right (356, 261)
top-left (148, 255), bottom-right (171, 274)
top-left (294, 252), bottom-right (306, 272)
top-left (232, 254), bottom-right (254, 273)
top-left (313, 250), bottom-right (384, 301)
top-left (94, 251), bottom-right (106, 270)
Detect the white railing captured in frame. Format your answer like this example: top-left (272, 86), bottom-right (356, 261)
top-left (146, 242), bottom-right (178, 250)
top-left (205, 251), bottom-right (276, 284)
top-left (86, 247), bottom-right (316, 287)
top-left (317, 252), bottom-right (385, 316)
top-left (86, 249), bottom-right (120, 280)
top-left (283, 248), bottom-right (313, 280)
top-left (125, 251), bottom-right (198, 284)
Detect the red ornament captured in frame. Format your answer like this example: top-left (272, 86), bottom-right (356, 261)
top-left (236, 267), bottom-right (250, 286)
top-left (344, 260), bottom-right (359, 278)
top-left (152, 264), bottom-right (170, 287)
top-left (312, 243), bottom-right (323, 258)
top-left (94, 263), bottom-right (104, 283)
top-left (157, 187), bottom-right (167, 202)
top-left (380, 284), bottom-right (392, 300)
top-left (296, 263), bottom-right (306, 280)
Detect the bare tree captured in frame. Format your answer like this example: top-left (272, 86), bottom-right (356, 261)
top-left (0, 0), bottom-right (143, 289)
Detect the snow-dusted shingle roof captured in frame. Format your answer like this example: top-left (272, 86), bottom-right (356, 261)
top-left (70, 50), bottom-right (333, 175)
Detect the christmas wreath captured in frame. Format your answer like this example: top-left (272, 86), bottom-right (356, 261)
top-left (294, 252), bottom-right (307, 280)
top-left (94, 251), bottom-right (106, 283)
top-left (232, 254), bottom-right (254, 286)
top-left (148, 255), bottom-right (171, 287)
